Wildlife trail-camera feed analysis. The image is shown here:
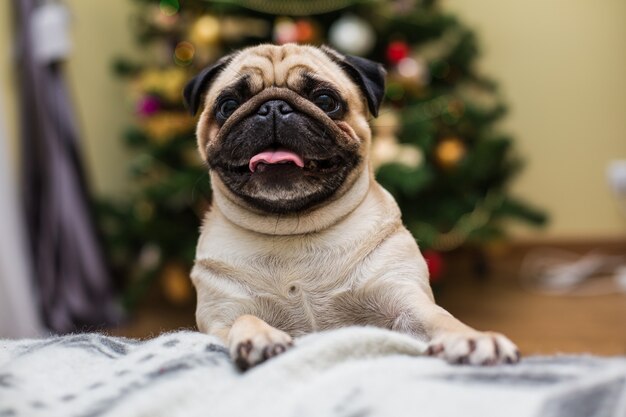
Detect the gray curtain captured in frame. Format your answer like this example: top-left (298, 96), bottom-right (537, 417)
top-left (0, 89), bottom-right (44, 339)
top-left (13, 0), bottom-right (120, 333)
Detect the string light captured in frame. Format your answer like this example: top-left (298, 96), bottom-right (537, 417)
top-left (174, 41), bottom-right (195, 66)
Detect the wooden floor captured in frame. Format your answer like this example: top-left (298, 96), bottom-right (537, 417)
top-left (110, 242), bottom-right (626, 356)
top-left (436, 274), bottom-right (626, 356)
top-left (435, 242), bottom-right (626, 356)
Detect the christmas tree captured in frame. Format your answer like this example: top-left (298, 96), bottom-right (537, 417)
top-left (100, 0), bottom-right (547, 308)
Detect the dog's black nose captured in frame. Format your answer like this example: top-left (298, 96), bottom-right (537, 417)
top-left (257, 100), bottom-right (294, 117)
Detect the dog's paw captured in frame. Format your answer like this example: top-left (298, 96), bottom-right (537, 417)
top-left (230, 327), bottom-right (293, 371)
top-left (426, 331), bottom-right (520, 365)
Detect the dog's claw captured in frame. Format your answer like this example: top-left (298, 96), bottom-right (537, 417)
top-left (237, 340), bottom-right (253, 356)
top-left (426, 344), bottom-right (444, 356)
top-left (468, 338), bottom-right (477, 353)
top-left (261, 343), bottom-right (287, 360)
top-left (231, 329), bottom-right (293, 371)
top-left (426, 331), bottom-right (519, 366)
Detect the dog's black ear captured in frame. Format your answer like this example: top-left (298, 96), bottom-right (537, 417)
top-left (321, 46), bottom-right (386, 117)
top-left (183, 53), bottom-right (236, 116)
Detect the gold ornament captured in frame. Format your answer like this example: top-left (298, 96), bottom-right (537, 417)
top-left (160, 262), bottom-right (194, 305)
top-left (135, 68), bottom-right (188, 102)
top-left (190, 15), bottom-right (220, 46)
top-left (435, 137), bottom-right (466, 168)
top-left (141, 112), bottom-right (195, 143)
top-left (174, 41), bottom-right (195, 66)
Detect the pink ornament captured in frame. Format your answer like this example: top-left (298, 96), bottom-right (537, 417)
top-left (137, 96), bottom-right (161, 116)
top-left (273, 18), bottom-right (297, 45)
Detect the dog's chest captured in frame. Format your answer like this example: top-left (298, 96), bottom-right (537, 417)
top-left (238, 249), bottom-right (360, 334)
top-left (194, 193), bottom-right (405, 335)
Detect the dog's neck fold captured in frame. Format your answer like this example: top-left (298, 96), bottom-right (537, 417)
top-left (211, 170), bottom-right (371, 235)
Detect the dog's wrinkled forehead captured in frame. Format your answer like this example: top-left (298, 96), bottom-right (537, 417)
top-left (212, 45), bottom-right (358, 103)
top-left (184, 44), bottom-right (386, 118)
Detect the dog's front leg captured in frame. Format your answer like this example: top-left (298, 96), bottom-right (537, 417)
top-left (226, 315), bottom-right (293, 371)
top-left (398, 299), bottom-right (520, 365)
top-left (193, 275), bottom-right (293, 370)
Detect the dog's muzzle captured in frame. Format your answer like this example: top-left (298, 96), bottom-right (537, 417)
top-left (203, 88), bottom-right (359, 161)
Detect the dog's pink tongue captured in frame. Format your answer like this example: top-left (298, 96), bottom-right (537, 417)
top-left (249, 148), bottom-right (305, 172)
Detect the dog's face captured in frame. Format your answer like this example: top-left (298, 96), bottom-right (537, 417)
top-left (184, 44), bottom-right (385, 214)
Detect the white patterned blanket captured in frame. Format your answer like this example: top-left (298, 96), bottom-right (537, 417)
top-left (1, 327), bottom-right (625, 417)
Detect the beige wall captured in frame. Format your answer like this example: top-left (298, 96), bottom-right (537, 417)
top-left (1, 1), bottom-right (18, 167)
top-left (64, 0), bottom-right (139, 195)
top-left (446, 0), bottom-right (626, 239)
top-left (0, 0), bottom-right (137, 195)
top-left (2, 1), bottom-right (625, 239)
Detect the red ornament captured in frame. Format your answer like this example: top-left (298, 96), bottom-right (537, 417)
top-left (386, 41), bottom-right (410, 64)
top-left (423, 250), bottom-right (444, 283)
top-left (295, 20), bottom-right (315, 43)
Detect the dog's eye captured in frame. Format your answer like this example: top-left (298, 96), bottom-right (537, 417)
top-left (313, 94), bottom-right (339, 114)
top-left (219, 99), bottom-right (240, 119)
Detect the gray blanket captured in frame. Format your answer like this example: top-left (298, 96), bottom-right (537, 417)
top-left (1, 327), bottom-right (625, 417)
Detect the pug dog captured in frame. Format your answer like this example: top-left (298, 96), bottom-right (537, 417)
top-left (184, 44), bottom-right (520, 370)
